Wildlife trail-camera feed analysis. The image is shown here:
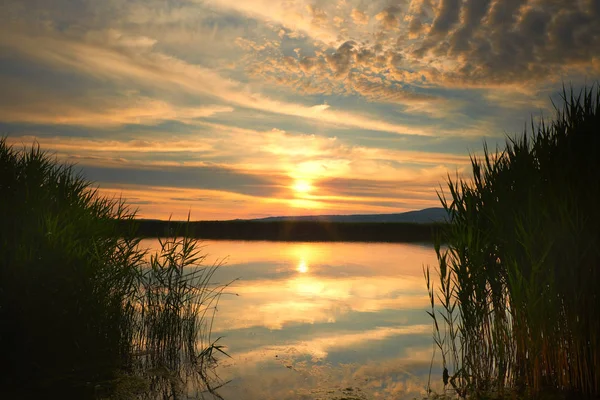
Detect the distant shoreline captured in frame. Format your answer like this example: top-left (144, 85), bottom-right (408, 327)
top-left (124, 219), bottom-right (445, 243)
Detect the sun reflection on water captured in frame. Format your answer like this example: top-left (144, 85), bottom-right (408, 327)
top-left (296, 259), bottom-right (309, 273)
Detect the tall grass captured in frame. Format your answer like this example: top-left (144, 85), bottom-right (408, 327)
top-left (131, 233), bottom-right (230, 397)
top-left (426, 85), bottom-right (600, 398)
top-left (0, 138), bottom-right (228, 397)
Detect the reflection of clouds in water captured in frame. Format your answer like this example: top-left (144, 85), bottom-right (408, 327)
top-left (216, 344), bottom-right (441, 400)
top-left (229, 325), bottom-right (431, 361)
top-left (214, 325), bottom-right (438, 399)
top-left (139, 240), bottom-right (439, 399)
top-left (213, 273), bottom-right (429, 330)
top-left (213, 308), bottom-right (431, 361)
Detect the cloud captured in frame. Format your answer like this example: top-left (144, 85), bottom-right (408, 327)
top-left (201, 0), bottom-right (340, 42)
top-left (82, 163), bottom-right (282, 198)
top-left (96, 185), bottom-right (263, 220)
top-left (487, 0), bottom-right (528, 29)
top-left (351, 9), bottom-right (369, 25)
top-left (234, 37), bottom-right (279, 52)
top-left (6, 135), bottom-right (216, 154)
top-left (413, 0), bottom-right (461, 56)
top-left (239, 39), bottom-right (464, 119)
top-left (298, 56), bottom-right (319, 73)
top-left (0, 82), bottom-right (233, 127)
top-left (447, 0), bottom-right (492, 53)
top-left (325, 40), bottom-right (357, 76)
top-left (307, 4), bottom-right (328, 26)
top-left (429, 0), bottom-right (461, 36)
top-left (414, 0), bottom-right (600, 85)
top-left (406, 0), bottom-right (433, 38)
top-left (348, 75), bottom-right (439, 105)
top-left (1, 25), bottom-right (445, 137)
top-left (375, 6), bottom-right (402, 30)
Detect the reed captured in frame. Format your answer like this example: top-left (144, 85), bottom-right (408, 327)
top-left (130, 228), bottom-right (231, 397)
top-left (0, 139), bottom-right (228, 397)
top-left (426, 84), bottom-right (600, 398)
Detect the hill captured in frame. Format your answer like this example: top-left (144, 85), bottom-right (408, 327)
top-left (247, 207), bottom-right (448, 224)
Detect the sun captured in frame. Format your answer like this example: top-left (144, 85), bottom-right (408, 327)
top-left (292, 179), bottom-right (312, 194)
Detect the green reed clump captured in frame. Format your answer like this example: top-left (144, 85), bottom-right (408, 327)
top-left (426, 84), bottom-right (600, 399)
top-left (132, 232), bottom-right (230, 388)
top-left (0, 139), bottom-right (228, 397)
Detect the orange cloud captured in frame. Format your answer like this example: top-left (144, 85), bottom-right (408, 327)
top-left (0, 25), bottom-right (442, 137)
top-left (351, 9), bottom-right (369, 25)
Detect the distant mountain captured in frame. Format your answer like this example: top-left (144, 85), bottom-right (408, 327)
top-left (248, 207), bottom-right (449, 224)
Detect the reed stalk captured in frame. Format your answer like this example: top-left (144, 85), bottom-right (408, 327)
top-left (0, 139), bottom-right (229, 398)
top-left (426, 84), bottom-right (600, 398)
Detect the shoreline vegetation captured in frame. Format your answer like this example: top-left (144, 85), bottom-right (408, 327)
top-left (127, 219), bottom-right (445, 243)
top-left (427, 85), bottom-right (600, 399)
top-left (0, 138), bottom-right (229, 398)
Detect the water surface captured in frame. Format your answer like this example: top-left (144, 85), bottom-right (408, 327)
top-left (140, 240), bottom-right (441, 400)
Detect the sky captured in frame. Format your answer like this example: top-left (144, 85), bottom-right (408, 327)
top-left (1, 0), bottom-right (599, 220)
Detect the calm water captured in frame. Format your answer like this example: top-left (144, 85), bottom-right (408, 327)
top-left (140, 240), bottom-right (441, 400)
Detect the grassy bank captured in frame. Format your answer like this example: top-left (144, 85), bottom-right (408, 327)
top-left (127, 219), bottom-right (444, 243)
top-left (0, 139), bottom-right (227, 397)
top-left (426, 85), bottom-right (600, 399)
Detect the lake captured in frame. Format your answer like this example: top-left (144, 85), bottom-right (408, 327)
top-left (140, 239), bottom-right (442, 400)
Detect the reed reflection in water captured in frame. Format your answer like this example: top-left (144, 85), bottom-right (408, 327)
top-left (139, 239), bottom-right (441, 400)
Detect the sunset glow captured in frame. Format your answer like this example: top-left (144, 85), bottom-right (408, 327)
top-left (292, 179), bottom-right (313, 195)
top-left (2, 0), bottom-right (598, 220)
